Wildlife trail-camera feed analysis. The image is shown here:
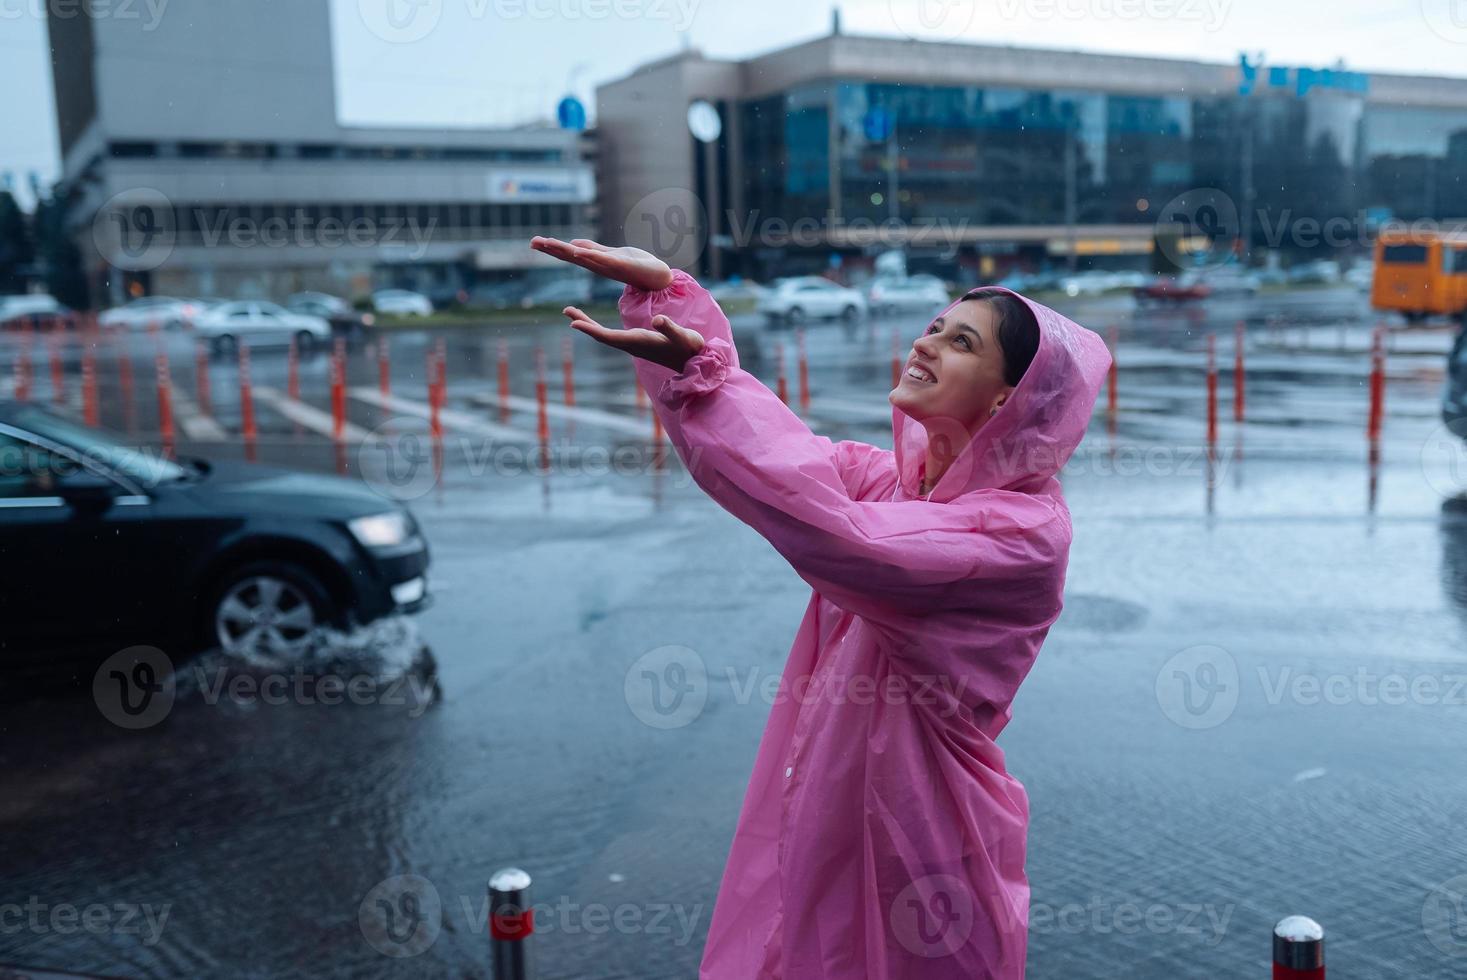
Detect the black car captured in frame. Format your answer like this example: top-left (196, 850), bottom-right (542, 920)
top-left (285, 292), bottom-right (376, 339)
top-left (0, 402), bottom-right (430, 672)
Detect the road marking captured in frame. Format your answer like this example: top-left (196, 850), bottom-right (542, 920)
top-left (255, 386), bottom-right (371, 442)
top-left (169, 386), bottom-right (228, 441)
top-left (349, 387), bottom-right (532, 442)
top-left (467, 392), bottom-right (651, 436)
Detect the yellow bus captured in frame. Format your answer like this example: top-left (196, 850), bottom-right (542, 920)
top-left (1372, 231), bottom-right (1467, 325)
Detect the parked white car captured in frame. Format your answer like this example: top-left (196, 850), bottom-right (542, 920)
top-left (866, 275), bottom-right (950, 315)
top-left (757, 276), bottom-right (867, 325)
top-left (99, 296), bottom-right (204, 331)
top-left (0, 294), bottom-right (65, 326)
top-left (196, 301), bottom-right (331, 355)
top-left (372, 289), bottom-right (434, 317)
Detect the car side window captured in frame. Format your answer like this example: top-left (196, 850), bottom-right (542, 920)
top-left (0, 433), bottom-right (70, 498)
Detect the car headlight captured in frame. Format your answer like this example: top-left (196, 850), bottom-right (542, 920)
top-left (349, 511), bottom-right (412, 548)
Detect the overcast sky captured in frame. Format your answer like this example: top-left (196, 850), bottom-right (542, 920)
top-left (3, 0), bottom-right (1467, 206)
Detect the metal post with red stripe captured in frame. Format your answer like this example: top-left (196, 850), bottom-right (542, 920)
top-left (488, 867), bottom-right (533, 980)
top-left (331, 337), bottom-right (347, 442)
top-left (1273, 915), bottom-right (1324, 979)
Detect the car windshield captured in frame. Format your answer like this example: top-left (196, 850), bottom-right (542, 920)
top-left (10, 406), bottom-right (188, 486)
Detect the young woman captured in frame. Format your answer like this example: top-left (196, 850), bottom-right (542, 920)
top-left (529, 236), bottom-right (1112, 979)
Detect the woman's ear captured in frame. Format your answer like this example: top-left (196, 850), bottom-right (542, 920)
top-left (990, 385), bottom-right (1015, 416)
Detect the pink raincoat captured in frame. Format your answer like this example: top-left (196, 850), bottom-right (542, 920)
top-left (619, 271), bottom-right (1111, 978)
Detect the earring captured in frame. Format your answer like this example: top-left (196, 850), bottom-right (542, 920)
top-left (989, 406), bottom-right (998, 416)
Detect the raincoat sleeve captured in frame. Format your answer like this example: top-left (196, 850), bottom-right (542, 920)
top-left (618, 271), bottom-right (1067, 643)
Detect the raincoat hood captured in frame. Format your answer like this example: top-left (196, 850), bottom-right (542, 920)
top-left (893, 287), bottom-right (1113, 502)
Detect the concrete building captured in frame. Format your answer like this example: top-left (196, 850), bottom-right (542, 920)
top-left (46, 0), bottom-right (596, 305)
top-left (596, 20), bottom-right (1467, 283)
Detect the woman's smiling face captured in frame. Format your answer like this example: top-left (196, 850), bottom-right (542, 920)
top-left (888, 299), bottom-right (1015, 430)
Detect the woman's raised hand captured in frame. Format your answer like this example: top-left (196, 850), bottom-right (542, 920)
top-left (529, 236), bottom-right (674, 292)
top-left (561, 306), bottom-right (705, 373)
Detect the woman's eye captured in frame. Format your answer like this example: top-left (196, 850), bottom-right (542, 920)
top-left (956, 336), bottom-right (971, 349)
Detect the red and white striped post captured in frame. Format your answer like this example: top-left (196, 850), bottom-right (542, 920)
top-left (154, 345), bottom-right (175, 456)
top-left (1367, 324), bottom-right (1386, 443)
top-left (488, 868), bottom-right (533, 980)
top-left (890, 326), bottom-right (901, 390)
top-left (496, 337), bottom-right (510, 421)
top-left (378, 336), bottom-right (391, 398)
top-left (561, 335), bottom-right (576, 408)
top-left (286, 336), bottom-right (300, 401)
top-left (775, 340), bottom-right (788, 405)
top-left (1233, 320), bottom-right (1246, 422)
top-left (331, 337), bottom-right (347, 442)
top-left (117, 335), bottom-right (134, 417)
top-left (1107, 325), bottom-right (1118, 420)
top-left (81, 343), bottom-right (99, 427)
top-left (796, 328), bottom-right (810, 414)
top-left (1205, 333), bottom-right (1218, 447)
top-left (1273, 916), bottom-right (1324, 979)
top-left (238, 343), bottom-right (258, 459)
top-left (195, 340), bottom-right (213, 416)
top-left (14, 322), bottom-right (33, 401)
top-left (534, 346), bottom-right (549, 445)
top-left (427, 342), bottom-right (443, 443)
top-left (434, 337), bottom-right (447, 408)
top-left (48, 330), bottom-right (65, 406)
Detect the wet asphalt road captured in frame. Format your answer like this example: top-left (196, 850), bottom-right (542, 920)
top-left (4, 286), bottom-right (1467, 978)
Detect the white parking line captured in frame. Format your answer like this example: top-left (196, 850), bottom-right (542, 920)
top-left (467, 392), bottom-right (653, 436)
top-left (169, 387), bottom-right (228, 441)
top-left (348, 387), bottom-right (531, 442)
top-left (254, 386), bottom-right (371, 442)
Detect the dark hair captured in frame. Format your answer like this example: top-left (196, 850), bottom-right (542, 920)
top-left (961, 287), bottom-right (1040, 386)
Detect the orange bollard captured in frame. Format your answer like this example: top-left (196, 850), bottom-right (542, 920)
top-left (534, 346), bottom-right (549, 444)
top-left (331, 337), bottom-right (346, 442)
top-left (562, 336), bottom-right (576, 408)
top-left (1233, 321), bottom-right (1246, 422)
top-left (496, 338), bottom-right (510, 419)
top-left (48, 331), bottom-right (64, 406)
top-left (796, 328), bottom-right (810, 414)
top-left (634, 371), bottom-right (647, 414)
top-left (775, 341), bottom-right (788, 405)
top-left (155, 346), bottom-right (174, 455)
top-left (1206, 333), bottom-right (1218, 446)
top-left (195, 340), bottom-right (213, 416)
top-left (117, 337), bottom-right (134, 413)
top-left (15, 324), bottom-right (33, 401)
top-left (891, 327), bottom-right (901, 390)
top-left (434, 337), bottom-right (447, 407)
top-left (238, 343), bottom-right (258, 457)
top-left (81, 344), bottom-right (99, 427)
top-left (378, 336), bottom-right (391, 397)
top-left (427, 343), bottom-right (443, 443)
top-left (1368, 325), bottom-right (1386, 442)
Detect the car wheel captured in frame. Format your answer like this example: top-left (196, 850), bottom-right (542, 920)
top-left (212, 334), bottom-right (238, 358)
top-left (295, 330), bottom-right (318, 355)
top-left (786, 306), bottom-right (806, 325)
top-left (842, 305), bottom-right (860, 323)
top-left (206, 560), bottom-right (336, 668)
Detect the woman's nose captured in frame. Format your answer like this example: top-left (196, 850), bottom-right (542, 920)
top-left (912, 333), bottom-right (938, 357)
